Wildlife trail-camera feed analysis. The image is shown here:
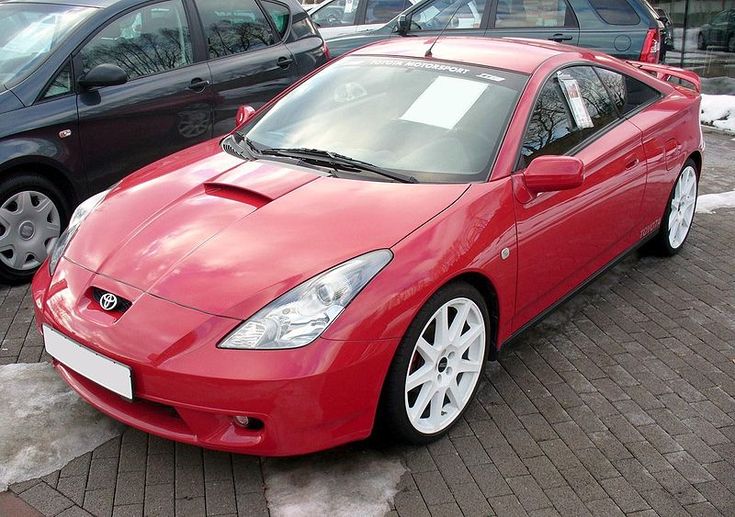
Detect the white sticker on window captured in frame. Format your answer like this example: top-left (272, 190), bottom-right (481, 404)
top-left (400, 76), bottom-right (488, 129)
top-left (345, 0), bottom-right (355, 14)
top-left (557, 73), bottom-right (594, 129)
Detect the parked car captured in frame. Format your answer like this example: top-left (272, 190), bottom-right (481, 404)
top-left (0, 0), bottom-right (327, 283)
top-left (309, 0), bottom-right (416, 39)
top-left (325, 0), bottom-right (666, 62)
top-left (698, 9), bottom-right (735, 52)
top-left (33, 36), bottom-right (702, 455)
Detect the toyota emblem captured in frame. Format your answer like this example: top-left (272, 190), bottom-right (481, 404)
top-left (99, 293), bottom-right (118, 311)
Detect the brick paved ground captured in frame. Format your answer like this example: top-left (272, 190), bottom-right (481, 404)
top-left (2, 130), bottom-right (734, 516)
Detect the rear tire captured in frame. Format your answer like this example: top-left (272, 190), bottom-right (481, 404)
top-left (647, 159), bottom-right (698, 257)
top-left (379, 282), bottom-right (489, 444)
top-left (0, 173), bottom-right (70, 284)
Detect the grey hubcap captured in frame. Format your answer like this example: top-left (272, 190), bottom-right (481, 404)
top-left (0, 191), bottom-right (61, 271)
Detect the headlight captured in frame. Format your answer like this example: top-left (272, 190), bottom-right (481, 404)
top-left (48, 189), bottom-right (110, 275)
top-left (219, 249), bottom-right (393, 350)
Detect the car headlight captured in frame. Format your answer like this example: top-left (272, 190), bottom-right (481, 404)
top-left (48, 189), bottom-right (110, 275)
top-left (219, 249), bottom-right (393, 350)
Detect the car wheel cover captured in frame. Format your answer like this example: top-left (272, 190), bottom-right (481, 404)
top-left (0, 190), bottom-right (61, 271)
top-left (404, 297), bottom-right (485, 434)
top-left (668, 166), bottom-right (697, 249)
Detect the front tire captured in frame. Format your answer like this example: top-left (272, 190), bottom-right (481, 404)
top-left (0, 174), bottom-right (70, 284)
top-left (648, 160), bottom-right (698, 256)
top-left (380, 282), bottom-right (489, 444)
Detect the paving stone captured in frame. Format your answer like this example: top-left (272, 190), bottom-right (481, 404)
top-left (143, 483), bottom-right (174, 516)
top-left (19, 482), bottom-right (74, 516)
top-left (394, 490), bottom-right (430, 517)
top-left (507, 475), bottom-right (553, 512)
top-left (413, 470), bottom-right (454, 506)
top-left (599, 476), bottom-right (650, 513)
top-left (468, 463), bottom-right (513, 498)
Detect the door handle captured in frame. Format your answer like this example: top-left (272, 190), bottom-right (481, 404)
top-left (187, 78), bottom-right (210, 92)
top-left (277, 56), bottom-right (294, 69)
top-left (549, 33), bottom-right (573, 42)
top-left (625, 158), bottom-right (640, 170)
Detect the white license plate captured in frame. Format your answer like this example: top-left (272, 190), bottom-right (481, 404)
top-left (43, 325), bottom-right (133, 400)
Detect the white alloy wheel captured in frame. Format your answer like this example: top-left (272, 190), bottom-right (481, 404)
top-left (404, 297), bottom-right (486, 434)
top-left (668, 166), bottom-right (697, 249)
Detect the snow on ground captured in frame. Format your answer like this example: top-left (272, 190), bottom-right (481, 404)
top-left (697, 191), bottom-right (735, 214)
top-left (701, 94), bottom-right (735, 132)
top-left (264, 449), bottom-right (405, 517)
top-left (0, 363), bottom-right (123, 491)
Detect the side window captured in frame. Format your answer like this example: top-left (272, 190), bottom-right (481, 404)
top-left (521, 66), bottom-right (618, 164)
top-left (365, 0), bottom-right (410, 24)
top-left (262, 1), bottom-right (290, 37)
top-left (80, 0), bottom-right (192, 81)
top-left (195, 0), bottom-right (276, 58)
top-left (495, 0), bottom-right (575, 28)
top-left (290, 14), bottom-right (320, 38)
top-left (588, 0), bottom-right (640, 26)
top-left (412, 0), bottom-right (487, 30)
top-left (595, 67), bottom-right (660, 116)
top-left (312, 0), bottom-right (360, 28)
top-left (41, 63), bottom-right (73, 99)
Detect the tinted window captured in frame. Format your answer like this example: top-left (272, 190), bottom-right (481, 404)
top-left (195, 0), bottom-right (275, 58)
top-left (588, 0), bottom-right (640, 25)
top-left (365, 0), bottom-right (410, 24)
top-left (262, 1), bottom-right (289, 37)
top-left (290, 14), bottom-right (319, 38)
top-left (80, 0), bottom-right (192, 81)
top-left (522, 66), bottom-right (618, 164)
top-left (595, 67), bottom-right (660, 115)
top-left (495, 0), bottom-right (575, 28)
top-left (312, 0), bottom-right (361, 27)
top-left (42, 63), bottom-right (73, 99)
top-left (412, 0), bottom-right (487, 30)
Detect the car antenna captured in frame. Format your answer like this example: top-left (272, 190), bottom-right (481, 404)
top-left (425, 0), bottom-right (466, 57)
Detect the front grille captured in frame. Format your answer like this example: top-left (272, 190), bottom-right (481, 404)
top-left (92, 287), bottom-right (132, 313)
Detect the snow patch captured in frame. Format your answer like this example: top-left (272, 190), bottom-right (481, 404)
top-left (696, 191), bottom-right (735, 214)
top-left (0, 363), bottom-right (124, 491)
top-left (701, 94), bottom-right (735, 132)
top-left (264, 449), bottom-right (405, 517)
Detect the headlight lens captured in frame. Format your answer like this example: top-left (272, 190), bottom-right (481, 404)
top-left (219, 249), bottom-right (393, 350)
top-left (48, 189), bottom-right (110, 275)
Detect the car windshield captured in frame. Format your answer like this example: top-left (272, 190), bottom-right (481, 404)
top-left (244, 55), bottom-right (527, 183)
top-left (0, 3), bottom-right (95, 86)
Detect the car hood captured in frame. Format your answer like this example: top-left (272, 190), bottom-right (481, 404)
top-left (0, 87), bottom-right (23, 115)
top-left (66, 141), bottom-right (467, 319)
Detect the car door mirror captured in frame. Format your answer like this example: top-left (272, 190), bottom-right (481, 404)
top-left (523, 156), bottom-right (584, 193)
top-left (395, 14), bottom-right (410, 35)
top-left (235, 105), bottom-right (257, 128)
top-left (78, 64), bottom-right (128, 89)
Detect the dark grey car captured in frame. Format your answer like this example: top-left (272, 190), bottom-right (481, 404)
top-left (0, 0), bottom-right (326, 283)
top-left (325, 0), bottom-right (665, 63)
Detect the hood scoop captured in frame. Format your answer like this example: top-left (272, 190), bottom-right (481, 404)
top-left (204, 160), bottom-right (319, 206)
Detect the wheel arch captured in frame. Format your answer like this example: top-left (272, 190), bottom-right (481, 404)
top-left (0, 157), bottom-right (81, 209)
top-left (688, 151), bottom-right (702, 178)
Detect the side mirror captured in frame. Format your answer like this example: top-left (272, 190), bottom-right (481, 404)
top-left (523, 156), bottom-right (584, 193)
top-left (78, 64), bottom-right (128, 89)
top-left (235, 105), bottom-right (256, 128)
top-left (395, 14), bottom-right (410, 35)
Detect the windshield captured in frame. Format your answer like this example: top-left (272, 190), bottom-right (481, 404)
top-left (0, 3), bottom-right (94, 86)
top-left (244, 56), bottom-right (527, 183)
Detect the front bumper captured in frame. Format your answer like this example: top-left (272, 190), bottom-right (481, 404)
top-left (32, 259), bottom-right (397, 456)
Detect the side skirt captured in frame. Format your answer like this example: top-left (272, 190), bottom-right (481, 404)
top-left (496, 233), bottom-right (657, 355)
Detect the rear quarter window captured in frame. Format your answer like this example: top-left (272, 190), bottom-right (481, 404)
top-left (588, 0), bottom-right (640, 26)
top-left (595, 67), bottom-right (660, 115)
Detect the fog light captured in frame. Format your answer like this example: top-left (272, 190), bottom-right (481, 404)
top-left (233, 415), bottom-right (250, 427)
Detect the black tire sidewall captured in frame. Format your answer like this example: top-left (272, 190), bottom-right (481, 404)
top-left (0, 173), bottom-right (71, 284)
top-left (378, 281), bottom-right (490, 445)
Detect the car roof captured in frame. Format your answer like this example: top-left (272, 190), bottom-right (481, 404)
top-left (351, 36), bottom-right (579, 75)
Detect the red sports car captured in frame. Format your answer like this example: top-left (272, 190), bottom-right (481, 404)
top-left (32, 37), bottom-right (703, 456)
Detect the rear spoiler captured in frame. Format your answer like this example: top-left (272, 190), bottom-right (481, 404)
top-left (626, 61), bottom-right (701, 93)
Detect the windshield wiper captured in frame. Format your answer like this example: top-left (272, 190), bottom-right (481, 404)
top-left (258, 147), bottom-right (418, 184)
